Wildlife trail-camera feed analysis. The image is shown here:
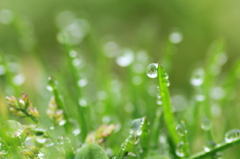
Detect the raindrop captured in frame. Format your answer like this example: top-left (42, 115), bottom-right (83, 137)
top-left (130, 118), bottom-right (143, 136)
top-left (57, 136), bottom-right (64, 145)
top-left (103, 41), bottom-right (120, 58)
top-left (3, 120), bottom-right (23, 138)
top-left (45, 139), bottom-right (54, 147)
top-left (72, 58), bottom-right (81, 66)
top-left (146, 63), bottom-right (158, 78)
top-left (0, 9), bottom-right (14, 24)
top-left (97, 91), bottom-right (108, 101)
top-left (78, 98), bottom-right (88, 107)
top-left (213, 152), bottom-right (223, 159)
top-left (132, 63), bottom-right (145, 74)
top-left (156, 98), bottom-right (162, 105)
top-left (59, 120), bottom-right (67, 126)
top-left (116, 49), bottom-right (134, 67)
top-left (124, 103), bottom-right (134, 113)
top-left (46, 85), bottom-right (53, 92)
top-left (69, 50), bottom-right (77, 58)
top-left (201, 117), bottom-right (212, 131)
top-left (190, 68), bottom-right (204, 86)
top-left (132, 76), bottom-right (142, 85)
top-left (195, 94), bottom-right (205, 101)
top-left (36, 137), bottom-right (47, 144)
top-left (176, 142), bottom-right (186, 157)
top-left (128, 152), bottom-right (136, 157)
top-left (203, 140), bottom-right (216, 152)
top-left (38, 148), bottom-right (50, 159)
top-left (77, 78), bottom-right (88, 87)
top-left (225, 129), bottom-right (240, 143)
top-left (12, 74), bottom-right (25, 86)
top-left (169, 31), bottom-right (183, 44)
top-left (210, 87), bottom-right (225, 100)
top-left (176, 120), bottom-right (187, 136)
top-left (73, 128), bottom-right (81, 136)
top-left (0, 65), bottom-right (6, 75)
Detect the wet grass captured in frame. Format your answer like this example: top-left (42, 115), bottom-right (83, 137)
top-left (1, 11), bottom-right (240, 159)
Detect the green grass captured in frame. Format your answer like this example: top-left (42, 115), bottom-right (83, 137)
top-left (1, 9), bottom-right (240, 159)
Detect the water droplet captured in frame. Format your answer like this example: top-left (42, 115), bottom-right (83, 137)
top-left (103, 41), bottom-right (120, 58)
top-left (130, 118), bottom-right (143, 136)
top-left (45, 139), bottom-right (54, 147)
top-left (46, 85), bottom-right (53, 92)
top-left (3, 120), bottom-right (23, 138)
top-left (156, 98), bottom-right (162, 105)
top-left (59, 120), bottom-right (67, 126)
top-left (128, 152), bottom-right (136, 157)
top-left (210, 87), bottom-right (225, 100)
top-left (213, 152), bottom-right (223, 159)
top-left (169, 31), bottom-right (183, 44)
top-left (132, 76), bottom-right (142, 85)
top-left (57, 136), bottom-right (64, 145)
top-left (195, 94), bottom-right (205, 101)
top-left (204, 140), bottom-right (216, 152)
top-left (146, 63), bottom-right (158, 78)
top-left (0, 65), bottom-right (6, 75)
top-left (73, 58), bottom-right (81, 66)
top-left (78, 98), bottom-right (88, 107)
top-left (73, 128), bottom-right (81, 136)
top-left (0, 9), bottom-right (14, 24)
top-left (38, 148), bottom-right (50, 159)
top-left (116, 49), bottom-right (134, 67)
top-left (77, 78), bottom-right (88, 87)
top-left (190, 68), bottom-right (204, 86)
top-left (57, 19), bottom-right (89, 45)
top-left (176, 142), bottom-right (186, 157)
top-left (97, 91), bottom-right (108, 101)
top-left (12, 74), bottom-right (25, 86)
top-left (36, 137), bottom-right (47, 144)
top-left (201, 117), bottom-right (212, 131)
top-left (176, 120), bottom-right (187, 136)
top-left (69, 50), bottom-right (77, 58)
top-left (225, 129), bottom-right (240, 143)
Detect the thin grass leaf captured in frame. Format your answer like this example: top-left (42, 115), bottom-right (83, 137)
top-left (157, 64), bottom-right (180, 146)
top-left (188, 138), bottom-right (240, 159)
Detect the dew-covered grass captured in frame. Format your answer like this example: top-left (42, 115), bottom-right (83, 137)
top-left (1, 2), bottom-right (240, 159)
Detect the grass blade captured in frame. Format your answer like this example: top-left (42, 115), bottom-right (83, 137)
top-left (157, 64), bottom-right (180, 146)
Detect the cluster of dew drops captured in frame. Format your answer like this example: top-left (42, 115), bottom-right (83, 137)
top-left (145, 63), bottom-right (240, 158)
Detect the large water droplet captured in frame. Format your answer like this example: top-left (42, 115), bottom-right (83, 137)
top-left (176, 142), bottom-right (186, 157)
top-left (201, 117), bottom-right (212, 131)
top-left (146, 63), bottom-right (158, 78)
top-left (57, 136), bottom-right (65, 145)
top-left (190, 68), bottom-right (204, 86)
top-left (176, 120), bottom-right (187, 136)
top-left (3, 120), bottom-right (23, 138)
top-left (130, 118), bottom-right (143, 136)
top-left (225, 129), bottom-right (240, 143)
top-left (203, 140), bottom-right (216, 152)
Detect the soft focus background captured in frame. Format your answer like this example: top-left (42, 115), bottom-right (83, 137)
top-left (1, 0), bottom-right (240, 158)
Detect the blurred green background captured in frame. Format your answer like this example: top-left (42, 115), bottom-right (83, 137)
top-left (1, 0), bottom-right (240, 158)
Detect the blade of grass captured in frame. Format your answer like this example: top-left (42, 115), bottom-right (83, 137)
top-left (157, 63), bottom-right (180, 146)
top-left (188, 138), bottom-right (240, 159)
